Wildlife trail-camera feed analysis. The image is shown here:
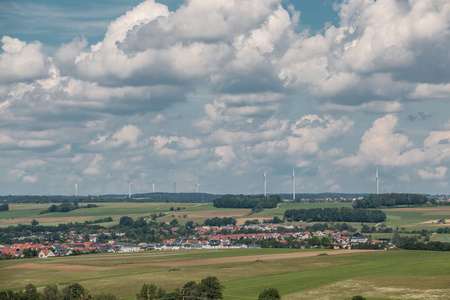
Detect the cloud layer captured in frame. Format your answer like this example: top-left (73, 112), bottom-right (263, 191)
top-left (0, 0), bottom-right (449, 194)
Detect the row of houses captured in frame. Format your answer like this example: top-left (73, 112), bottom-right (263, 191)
top-left (0, 241), bottom-right (145, 258)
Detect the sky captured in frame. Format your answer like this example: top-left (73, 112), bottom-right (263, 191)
top-left (0, 0), bottom-right (449, 196)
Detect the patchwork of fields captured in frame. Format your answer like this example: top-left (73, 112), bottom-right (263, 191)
top-left (2, 202), bottom-right (450, 299)
top-left (1, 249), bottom-right (449, 299)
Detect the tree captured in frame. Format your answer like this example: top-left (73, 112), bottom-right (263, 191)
top-left (182, 281), bottom-right (200, 299)
top-left (258, 288), bottom-right (281, 300)
top-left (43, 285), bottom-right (59, 300)
top-left (185, 221), bottom-right (194, 229)
top-left (272, 216), bottom-right (282, 224)
top-left (198, 276), bottom-right (224, 299)
top-left (119, 216), bottom-right (133, 227)
top-left (91, 294), bottom-right (117, 300)
top-left (352, 296), bottom-right (366, 300)
top-left (31, 219), bottom-right (39, 226)
top-left (392, 231), bottom-right (400, 245)
top-left (60, 283), bottom-right (88, 300)
top-left (0, 203), bottom-right (9, 211)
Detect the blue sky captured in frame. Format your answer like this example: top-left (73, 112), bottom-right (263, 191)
top-left (0, 0), bottom-right (449, 195)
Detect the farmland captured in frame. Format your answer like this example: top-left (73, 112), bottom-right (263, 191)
top-left (1, 249), bottom-right (449, 299)
top-left (2, 201), bottom-right (450, 299)
top-left (2, 202), bottom-right (450, 230)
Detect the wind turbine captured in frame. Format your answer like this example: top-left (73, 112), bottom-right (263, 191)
top-left (152, 182), bottom-right (155, 193)
top-left (376, 167), bottom-right (379, 195)
top-left (128, 181), bottom-right (133, 198)
top-left (263, 171), bottom-right (267, 197)
top-left (292, 169), bottom-right (295, 200)
top-left (75, 183), bottom-right (78, 197)
top-left (195, 181), bottom-right (200, 193)
top-left (173, 182), bottom-right (177, 193)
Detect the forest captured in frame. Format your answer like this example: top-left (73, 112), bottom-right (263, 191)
top-left (213, 194), bottom-right (281, 209)
top-left (284, 207), bottom-right (386, 223)
top-left (352, 193), bottom-right (433, 208)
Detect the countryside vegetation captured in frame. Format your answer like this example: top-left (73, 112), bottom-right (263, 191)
top-left (1, 193), bottom-right (450, 299)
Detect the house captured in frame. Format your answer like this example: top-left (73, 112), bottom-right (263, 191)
top-left (38, 250), bottom-right (55, 258)
top-left (350, 236), bottom-right (368, 245)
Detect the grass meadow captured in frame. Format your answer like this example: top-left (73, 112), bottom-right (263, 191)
top-left (1, 249), bottom-right (449, 299)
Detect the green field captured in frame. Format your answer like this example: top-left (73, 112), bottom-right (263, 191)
top-left (1, 249), bottom-right (449, 299)
top-left (382, 207), bottom-right (450, 229)
top-left (0, 203), bottom-right (201, 227)
top-left (3, 203), bottom-right (450, 232)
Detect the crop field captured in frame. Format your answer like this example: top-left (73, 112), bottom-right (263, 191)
top-left (3, 202), bottom-right (450, 232)
top-left (1, 249), bottom-right (449, 299)
top-left (0, 203), bottom-right (201, 227)
top-left (382, 207), bottom-right (450, 229)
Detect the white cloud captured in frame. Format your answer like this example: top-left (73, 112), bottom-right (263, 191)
top-left (337, 115), bottom-right (450, 167)
top-left (16, 159), bottom-right (45, 169)
top-left (214, 145), bottom-right (236, 168)
top-left (288, 115), bottom-right (354, 154)
top-left (418, 167), bottom-right (447, 180)
top-left (111, 125), bottom-right (141, 147)
top-left (0, 36), bottom-right (50, 83)
top-left (83, 154), bottom-right (103, 175)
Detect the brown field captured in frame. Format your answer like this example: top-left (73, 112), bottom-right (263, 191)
top-left (0, 216), bottom-right (91, 225)
top-left (145, 249), bottom-right (375, 267)
top-left (180, 209), bottom-right (250, 218)
top-left (389, 207), bottom-right (450, 212)
top-left (4, 250), bottom-right (374, 273)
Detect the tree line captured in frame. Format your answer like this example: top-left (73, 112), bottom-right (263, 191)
top-left (213, 194), bottom-right (281, 209)
top-left (284, 207), bottom-right (386, 223)
top-left (353, 193), bottom-right (432, 209)
top-left (39, 201), bottom-right (97, 215)
top-left (203, 217), bottom-right (237, 227)
top-left (0, 279), bottom-right (281, 300)
top-left (398, 241), bottom-right (450, 251)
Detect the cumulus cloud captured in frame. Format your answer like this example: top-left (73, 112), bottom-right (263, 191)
top-left (279, 0), bottom-right (450, 106)
top-left (1, 0), bottom-right (449, 194)
top-left (418, 167), bottom-right (447, 180)
top-left (0, 36), bottom-right (50, 83)
top-left (287, 114), bottom-right (354, 154)
top-left (83, 154), bottom-right (103, 175)
top-left (111, 125), bottom-right (141, 147)
top-left (337, 114), bottom-right (450, 168)
top-left (16, 159), bottom-right (45, 169)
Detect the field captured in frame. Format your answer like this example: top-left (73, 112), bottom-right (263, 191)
top-left (3, 202), bottom-right (450, 231)
top-left (1, 249), bottom-right (449, 299)
top-left (2, 202), bottom-right (450, 299)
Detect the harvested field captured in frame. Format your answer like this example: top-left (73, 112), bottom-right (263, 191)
top-left (283, 278), bottom-right (450, 300)
top-left (0, 216), bottom-right (91, 225)
top-left (389, 207), bottom-right (450, 212)
top-left (178, 209), bottom-right (250, 218)
top-left (3, 250), bottom-right (374, 272)
top-left (146, 249), bottom-right (375, 267)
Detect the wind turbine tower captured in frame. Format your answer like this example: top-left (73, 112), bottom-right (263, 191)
top-left (376, 167), bottom-right (379, 195)
top-left (292, 169), bottom-right (295, 200)
top-left (75, 183), bottom-right (78, 197)
top-left (128, 182), bottom-right (133, 198)
top-left (173, 182), bottom-right (177, 193)
top-left (195, 182), bottom-right (200, 193)
top-left (152, 182), bottom-right (155, 193)
top-left (263, 171), bottom-right (267, 197)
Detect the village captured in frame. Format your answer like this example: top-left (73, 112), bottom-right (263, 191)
top-left (0, 222), bottom-right (392, 259)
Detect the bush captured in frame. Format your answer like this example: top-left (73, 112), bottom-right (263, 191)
top-left (258, 288), bottom-right (281, 300)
